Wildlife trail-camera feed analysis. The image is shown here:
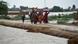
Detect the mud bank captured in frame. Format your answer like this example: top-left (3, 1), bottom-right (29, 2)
top-left (0, 20), bottom-right (78, 44)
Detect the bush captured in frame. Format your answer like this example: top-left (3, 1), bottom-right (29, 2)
top-left (11, 15), bottom-right (22, 20)
top-left (48, 14), bottom-right (74, 21)
top-left (11, 15), bottom-right (30, 20)
top-left (0, 15), bottom-right (11, 19)
top-left (57, 18), bottom-right (69, 24)
top-left (48, 15), bottom-right (58, 21)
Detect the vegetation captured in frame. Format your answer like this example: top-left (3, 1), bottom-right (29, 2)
top-left (10, 15), bottom-right (30, 20)
top-left (73, 11), bottom-right (78, 20)
top-left (0, 15), bottom-right (10, 19)
top-left (0, 1), bottom-right (9, 19)
top-left (48, 14), bottom-right (74, 20)
top-left (48, 15), bottom-right (58, 20)
top-left (0, 1), bottom-right (8, 16)
top-left (49, 5), bottom-right (76, 12)
top-left (49, 6), bottom-right (63, 12)
top-left (48, 14), bottom-right (74, 24)
top-left (71, 4), bottom-right (76, 10)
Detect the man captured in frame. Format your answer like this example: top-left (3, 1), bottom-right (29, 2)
top-left (22, 14), bottom-right (25, 23)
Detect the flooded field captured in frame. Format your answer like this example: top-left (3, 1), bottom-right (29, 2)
top-left (0, 25), bottom-right (68, 44)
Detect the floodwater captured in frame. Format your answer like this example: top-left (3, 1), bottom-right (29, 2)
top-left (48, 11), bottom-right (77, 16)
top-left (0, 25), bottom-right (68, 44)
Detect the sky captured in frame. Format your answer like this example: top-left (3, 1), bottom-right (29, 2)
top-left (1, 0), bottom-right (78, 9)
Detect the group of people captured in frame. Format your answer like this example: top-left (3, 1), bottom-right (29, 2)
top-left (22, 8), bottom-right (49, 24)
top-left (29, 8), bottom-right (49, 24)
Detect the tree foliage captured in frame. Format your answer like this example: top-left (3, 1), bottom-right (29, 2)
top-left (0, 1), bottom-right (8, 15)
top-left (72, 5), bottom-right (76, 10)
top-left (50, 6), bottom-right (63, 12)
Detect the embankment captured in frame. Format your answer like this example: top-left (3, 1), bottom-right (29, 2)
top-left (0, 20), bottom-right (78, 44)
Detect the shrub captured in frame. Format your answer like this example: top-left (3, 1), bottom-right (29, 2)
top-left (0, 15), bottom-right (11, 19)
top-left (11, 15), bottom-right (30, 20)
top-left (57, 18), bottom-right (69, 24)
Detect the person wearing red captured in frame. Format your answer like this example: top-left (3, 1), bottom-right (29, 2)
top-left (43, 8), bottom-right (49, 23)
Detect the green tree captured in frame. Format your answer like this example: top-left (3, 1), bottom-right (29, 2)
top-left (50, 6), bottom-right (63, 12)
top-left (71, 4), bottom-right (76, 11)
top-left (68, 6), bottom-right (71, 11)
top-left (0, 1), bottom-right (8, 16)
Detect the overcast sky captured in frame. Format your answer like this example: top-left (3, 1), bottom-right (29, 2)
top-left (2, 0), bottom-right (78, 9)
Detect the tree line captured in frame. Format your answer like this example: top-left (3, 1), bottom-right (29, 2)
top-left (49, 5), bottom-right (76, 12)
top-left (0, 1), bottom-right (8, 16)
top-left (0, 1), bottom-right (77, 15)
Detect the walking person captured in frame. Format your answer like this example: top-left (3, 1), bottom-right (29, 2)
top-left (37, 9), bottom-right (44, 24)
top-left (22, 14), bottom-right (25, 23)
top-left (29, 8), bottom-right (35, 24)
top-left (29, 8), bottom-right (38, 24)
top-left (43, 8), bottom-right (49, 23)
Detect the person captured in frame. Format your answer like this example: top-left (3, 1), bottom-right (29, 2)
top-left (37, 9), bottom-right (44, 24)
top-left (22, 14), bottom-right (25, 23)
top-left (33, 8), bottom-right (38, 24)
top-left (43, 8), bottom-right (49, 23)
top-left (29, 8), bottom-right (38, 24)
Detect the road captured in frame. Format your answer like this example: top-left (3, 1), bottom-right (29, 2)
top-left (0, 25), bottom-right (68, 44)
